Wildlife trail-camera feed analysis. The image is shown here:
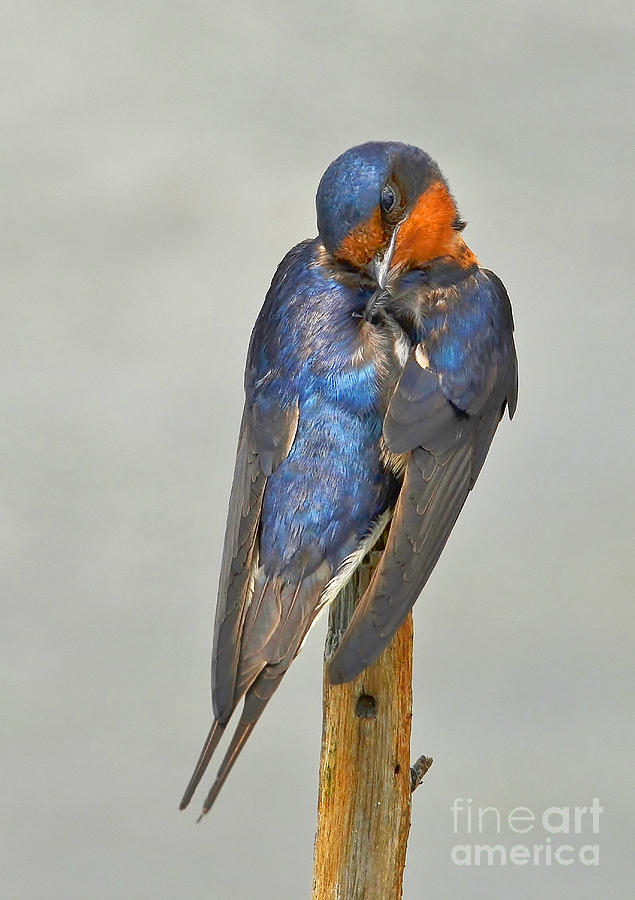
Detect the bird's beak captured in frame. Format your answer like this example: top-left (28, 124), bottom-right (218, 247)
top-left (375, 221), bottom-right (402, 289)
top-left (363, 222), bottom-right (403, 322)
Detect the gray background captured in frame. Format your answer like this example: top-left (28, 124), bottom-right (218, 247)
top-left (2, 1), bottom-right (633, 897)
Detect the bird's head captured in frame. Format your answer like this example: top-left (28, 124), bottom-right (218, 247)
top-left (316, 141), bottom-right (471, 287)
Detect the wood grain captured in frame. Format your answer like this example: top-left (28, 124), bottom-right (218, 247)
top-left (312, 548), bottom-right (414, 900)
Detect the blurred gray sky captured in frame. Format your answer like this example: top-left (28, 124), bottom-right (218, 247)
top-left (2, 1), bottom-right (634, 897)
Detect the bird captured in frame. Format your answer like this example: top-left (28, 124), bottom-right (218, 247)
top-left (180, 141), bottom-right (518, 820)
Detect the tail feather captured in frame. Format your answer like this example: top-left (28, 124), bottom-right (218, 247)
top-left (186, 667), bottom-right (284, 820)
top-left (181, 563), bottom-right (332, 817)
top-left (179, 719), bottom-right (225, 811)
top-left (196, 716), bottom-right (257, 821)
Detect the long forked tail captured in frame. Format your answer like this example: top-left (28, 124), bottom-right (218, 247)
top-left (179, 667), bottom-right (283, 820)
top-left (179, 718), bottom-right (226, 811)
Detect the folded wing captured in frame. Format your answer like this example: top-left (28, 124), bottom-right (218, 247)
top-left (329, 270), bottom-right (518, 683)
top-left (179, 393), bottom-right (300, 814)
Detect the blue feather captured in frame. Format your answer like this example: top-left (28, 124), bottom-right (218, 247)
top-left (247, 240), bottom-right (397, 574)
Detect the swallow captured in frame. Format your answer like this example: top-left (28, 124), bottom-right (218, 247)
top-left (180, 141), bottom-right (518, 819)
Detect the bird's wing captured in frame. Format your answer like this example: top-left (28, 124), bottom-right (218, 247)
top-left (179, 392), bottom-right (299, 814)
top-left (181, 240), bottom-right (361, 816)
top-left (211, 394), bottom-right (299, 722)
top-left (328, 269), bottom-right (517, 683)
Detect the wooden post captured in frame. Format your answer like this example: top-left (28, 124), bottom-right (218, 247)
top-left (311, 548), bottom-right (415, 900)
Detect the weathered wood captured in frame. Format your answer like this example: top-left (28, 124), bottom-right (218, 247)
top-left (312, 548), bottom-right (414, 900)
top-left (410, 754), bottom-right (433, 793)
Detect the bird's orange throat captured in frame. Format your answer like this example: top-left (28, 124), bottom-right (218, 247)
top-left (453, 236), bottom-right (479, 269)
top-left (333, 181), bottom-right (478, 273)
top-left (392, 182), bottom-right (477, 270)
top-left (334, 206), bottom-right (387, 269)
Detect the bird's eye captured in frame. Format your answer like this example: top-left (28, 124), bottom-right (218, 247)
top-left (381, 182), bottom-right (400, 215)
